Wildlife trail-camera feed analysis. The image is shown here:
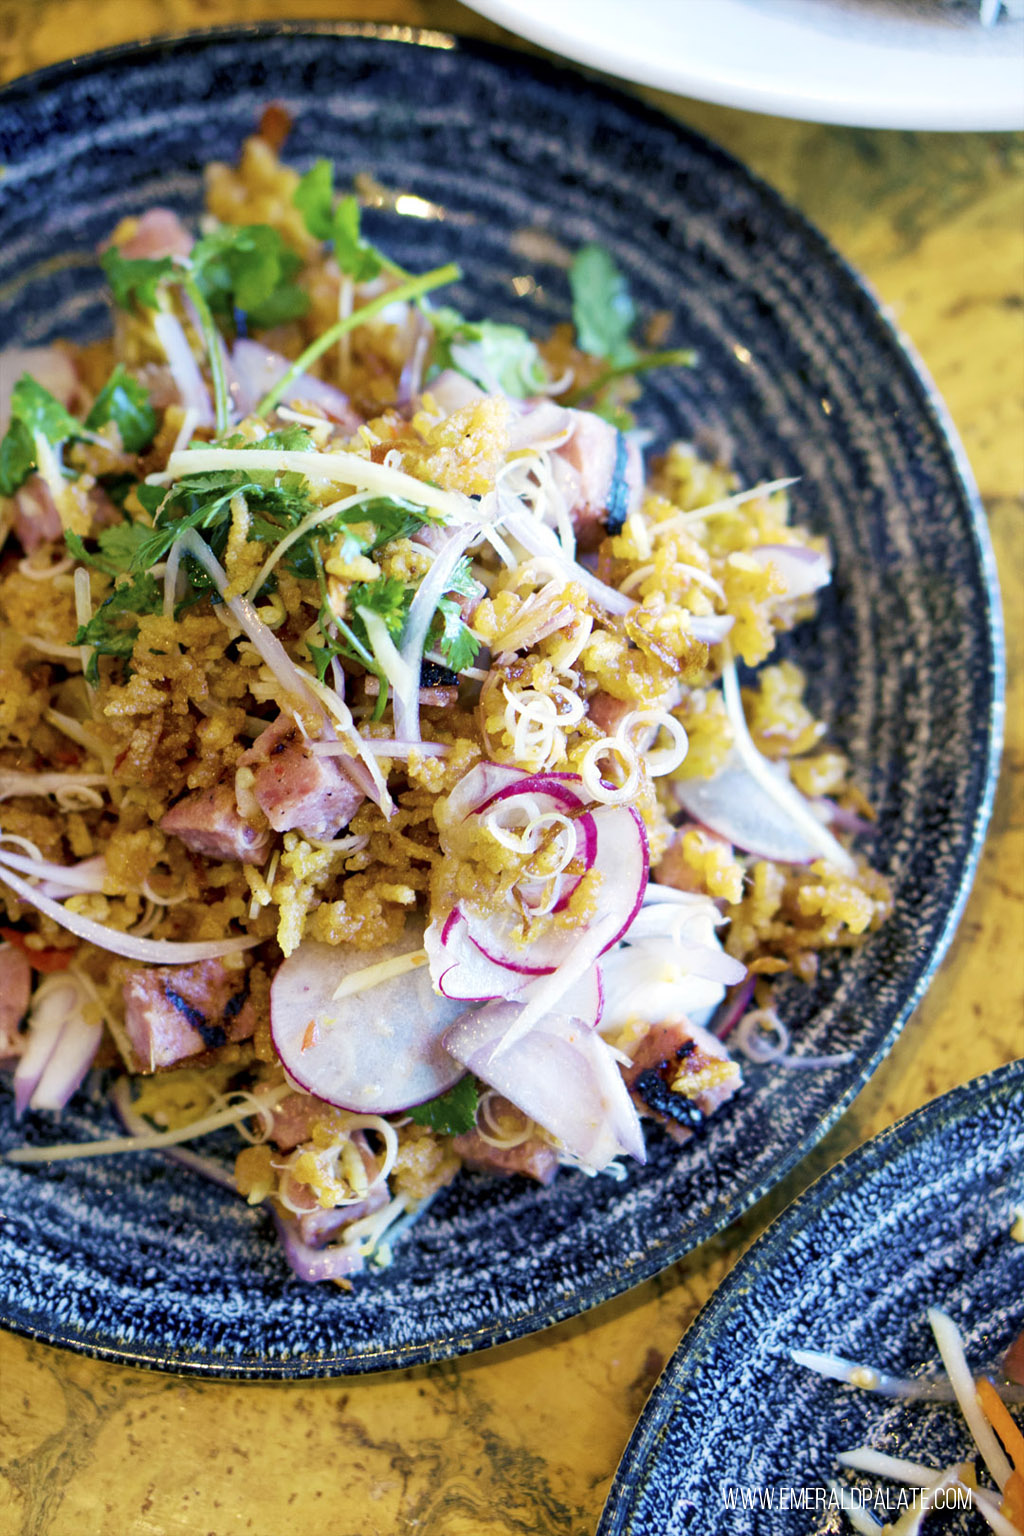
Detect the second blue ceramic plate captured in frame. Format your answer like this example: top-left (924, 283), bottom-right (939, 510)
top-left (0, 26), bottom-right (1004, 1376)
top-left (599, 1061), bottom-right (1024, 1535)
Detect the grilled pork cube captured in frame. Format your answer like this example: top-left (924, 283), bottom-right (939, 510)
top-left (553, 409), bottom-right (643, 543)
top-left (121, 959), bottom-right (257, 1072)
top-left (623, 1018), bottom-right (742, 1136)
top-left (239, 715), bottom-right (365, 841)
top-left (0, 943), bottom-right (32, 1060)
top-left (161, 781), bottom-right (272, 865)
top-left (452, 1127), bottom-right (560, 1186)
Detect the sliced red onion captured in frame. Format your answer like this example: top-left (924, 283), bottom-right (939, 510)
top-left (0, 857), bottom-right (257, 964)
top-left (269, 916), bottom-right (466, 1113)
top-left (688, 614), bottom-right (735, 645)
top-left (271, 1211), bottom-right (365, 1283)
top-left (0, 771), bottom-right (109, 803)
top-left (443, 1000), bottom-right (645, 1170)
top-left (750, 543), bottom-right (831, 600)
top-left (230, 339), bottom-right (356, 424)
top-left (394, 522), bottom-right (483, 744)
top-left (28, 1015), bottom-right (101, 1112)
top-left (12, 984), bottom-right (70, 1116)
top-left (422, 368), bottom-right (487, 414)
top-left (152, 311), bottom-right (214, 427)
top-left (0, 850), bottom-right (108, 901)
top-left (712, 974), bottom-right (757, 1041)
top-left (507, 399), bottom-right (573, 453)
top-left (502, 510), bottom-right (636, 615)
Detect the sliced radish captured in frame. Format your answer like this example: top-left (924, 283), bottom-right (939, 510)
top-left (443, 1001), bottom-right (645, 1170)
top-left (671, 755), bottom-right (828, 864)
top-left (750, 543), bottom-right (831, 600)
top-left (428, 908), bottom-right (604, 1024)
top-left (270, 916), bottom-right (467, 1113)
top-left (461, 801), bottom-right (648, 975)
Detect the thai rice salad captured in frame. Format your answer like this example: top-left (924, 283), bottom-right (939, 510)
top-left (0, 117), bottom-right (891, 1284)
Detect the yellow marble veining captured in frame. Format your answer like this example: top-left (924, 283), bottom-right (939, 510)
top-left (0, 4), bottom-right (1021, 1533)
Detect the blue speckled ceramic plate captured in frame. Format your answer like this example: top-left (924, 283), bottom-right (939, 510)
top-left (0, 26), bottom-right (1004, 1377)
top-left (598, 1061), bottom-right (1024, 1535)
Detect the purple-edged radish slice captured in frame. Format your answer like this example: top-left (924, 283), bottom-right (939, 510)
top-left (427, 910), bottom-right (604, 1025)
top-left (443, 1001), bottom-right (645, 1170)
top-left (463, 801), bottom-right (648, 975)
top-left (672, 757), bottom-right (831, 865)
top-left (270, 916), bottom-right (467, 1113)
top-left (750, 543), bottom-right (830, 600)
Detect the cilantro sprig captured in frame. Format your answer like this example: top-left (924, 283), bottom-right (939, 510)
top-left (564, 243), bottom-right (695, 417)
top-left (0, 376), bottom-right (89, 497)
top-left (72, 571), bottom-right (162, 683)
top-left (293, 160), bottom-right (404, 283)
top-left (428, 306), bottom-right (548, 399)
top-left (407, 1076), bottom-right (478, 1136)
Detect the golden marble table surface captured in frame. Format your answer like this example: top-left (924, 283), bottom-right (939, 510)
top-left (0, 4), bottom-right (1021, 1533)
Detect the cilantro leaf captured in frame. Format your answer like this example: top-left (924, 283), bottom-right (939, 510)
top-left (429, 306), bottom-right (548, 398)
top-left (0, 419), bottom-right (35, 499)
top-left (65, 520), bottom-right (154, 576)
top-left (189, 225), bottom-right (309, 328)
top-left (293, 162), bottom-right (384, 282)
top-left (433, 595), bottom-right (480, 673)
top-left (569, 244), bottom-right (638, 366)
top-left (73, 571), bottom-right (162, 682)
top-left (407, 1076), bottom-right (478, 1136)
top-left (100, 248), bottom-right (177, 310)
top-left (0, 376), bottom-right (87, 497)
top-left (347, 575), bottom-right (410, 640)
top-left (85, 366), bottom-right (158, 453)
top-left (293, 159), bottom-right (335, 241)
top-left (331, 195), bottom-right (383, 284)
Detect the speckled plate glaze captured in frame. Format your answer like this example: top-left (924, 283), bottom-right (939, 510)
top-left (0, 27), bottom-right (1004, 1377)
top-left (598, 1061), bottom-right (1024, 1535)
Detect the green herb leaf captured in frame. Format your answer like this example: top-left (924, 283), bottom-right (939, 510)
top-left (293, 162), bottom-right (384, 282)
top-left (407, 1075), bottom-right (478, 1136)
top-left (100, 248), bottom-right (177, 310)
top-left (85, 366), bottom-right (158, 453)
top-left (188, 224), bottom-right (309, 328)
top-left (433, 595), bottom-right (480, 673)
top-left (331, 195), bottom-right (383, 284)
top-left (0, 375), bottom-right (87, 496)
top-left (347, 575), bottom-right (410, 640)
top-left (73, 571), bottom-right (162, 682)
top-left (569, 244), bottom-right (638, 366)
top-left (0, 419), bottom-right (36, 498)
top-left (293, 159), bottom-right (336, 242)
top-left (429, 306), bottom-right (548, 398)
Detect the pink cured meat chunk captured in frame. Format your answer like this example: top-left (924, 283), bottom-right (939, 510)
top-left (0, 944), bottom-right (32, 1059)
top-left (240, 716), bottom-right (365, 840)
top-left (12, 477), bottom-right (63, 551)
top-left (452, 1127), bottom-right (560, 1186)
top-left (113, 207), bottom-right (194, 261)
top-left (121, 960), bottom-right (257, 1071)
top-left (269, 1090), bottom-right (338, 1151)
top-left (161, 781), bottom-right (272, 865)
top-left (553, 408), bottom-right (642, 542)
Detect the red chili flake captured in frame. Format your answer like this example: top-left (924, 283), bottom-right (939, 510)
top-left (301, 1020), bottom-right (319, 1052)
top-left (0, 927), bottom-right (76, 972)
